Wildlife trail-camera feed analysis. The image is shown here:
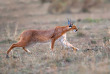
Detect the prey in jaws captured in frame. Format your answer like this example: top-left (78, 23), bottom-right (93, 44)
top-left (6, 19), bottom-right (79, 58)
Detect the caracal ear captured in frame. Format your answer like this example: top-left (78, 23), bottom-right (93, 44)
top-left (67, 18), bottom-right (71, 25)
top-left (67, 18), bottom-right (72, 28)
top-left (73, 24), bottom-right (75, 26)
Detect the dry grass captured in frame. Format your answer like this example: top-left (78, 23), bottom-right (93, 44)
top-left (0, 20), bottom-right (110, 74)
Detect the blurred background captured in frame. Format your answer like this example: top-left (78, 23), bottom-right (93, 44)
top-left (0, 0), bottom-right (110, 74)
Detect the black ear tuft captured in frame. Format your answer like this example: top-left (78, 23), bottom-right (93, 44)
top-left (67, 18), bottom-right (73, 28)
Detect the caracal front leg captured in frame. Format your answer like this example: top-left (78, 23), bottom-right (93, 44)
top-left (59, 34), bottom-right (79, 52)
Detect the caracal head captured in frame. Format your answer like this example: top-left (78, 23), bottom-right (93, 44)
top-left (68, 19), bottom-right (78, 32)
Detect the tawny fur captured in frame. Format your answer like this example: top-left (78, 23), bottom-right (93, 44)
top-left (6, 25), bottom-right (78, 58)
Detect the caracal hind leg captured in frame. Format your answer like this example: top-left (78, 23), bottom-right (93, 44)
top-left (51, 39), bottom-right (56, 51)
top-left (22, 47), bottom-right (31, 53)
top-left (6, 42), bottom-right (26, 58)
top-left (6, 43), bottom-right (17, 58)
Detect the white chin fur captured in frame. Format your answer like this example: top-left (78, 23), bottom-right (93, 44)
top-left (73, 30), bottom-right (76, 32)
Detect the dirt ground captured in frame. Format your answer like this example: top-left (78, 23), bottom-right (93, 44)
top-left (0, 0), bottom-right (110, 74)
